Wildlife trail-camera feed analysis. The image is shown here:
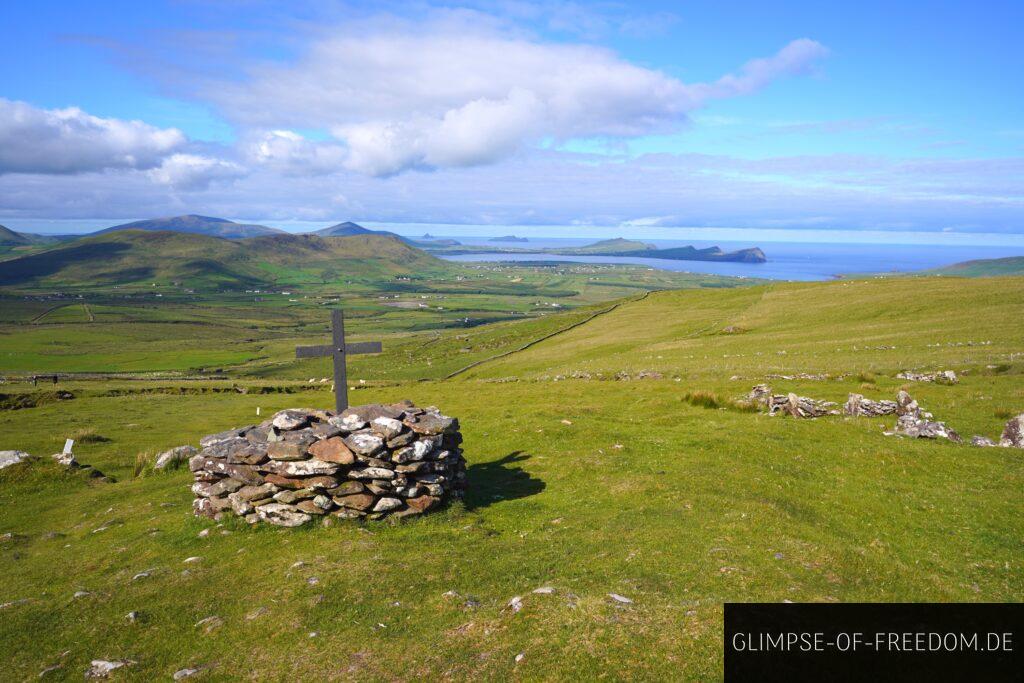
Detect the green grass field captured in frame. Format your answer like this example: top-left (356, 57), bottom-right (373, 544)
top-left (0, 275), bottom-right (1021, 680)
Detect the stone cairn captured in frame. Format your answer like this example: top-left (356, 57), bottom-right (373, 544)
top-left (190, 401), bottom-right (466, 526)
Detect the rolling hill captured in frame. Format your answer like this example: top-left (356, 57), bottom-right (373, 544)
top-left (0, 224), bottom-right (57, 246)
top-left (924, 255), bottom-right (1024, 277)
top-left (0, 230), bottom-right (446, 289)
top-left (94, 215), bottom-right (285, 239)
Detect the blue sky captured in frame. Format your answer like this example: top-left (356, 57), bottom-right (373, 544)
top-left (1, 0), bottom-right (1022, 236)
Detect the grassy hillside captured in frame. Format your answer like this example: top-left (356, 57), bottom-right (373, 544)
top-left (463, 276), bottom-right (1024, 382)
top-left (0, 276), bottom-right (1020, 679)
top-left (924, 255), bottom-right (1024, 277)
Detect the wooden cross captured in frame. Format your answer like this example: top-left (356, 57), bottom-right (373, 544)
top-left (295, 309), bottom-right (382, 412)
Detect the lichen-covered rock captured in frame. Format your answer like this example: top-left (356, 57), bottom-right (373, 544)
top-left (1000, 414), bottom-right (1024, 448)
top-left (272, 409), bottom-right (312, 431)
top-left (190, 402), bottom-right (466, 524)
top-left (255, 503), bottom-right (311, 527)
top-left (343, 432), bottom-right (385, 456)
top-left (971, 435), bottom-right (998, 447)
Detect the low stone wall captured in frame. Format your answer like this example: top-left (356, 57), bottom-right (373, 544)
top-left (190, 401), bottom-right (466, 526)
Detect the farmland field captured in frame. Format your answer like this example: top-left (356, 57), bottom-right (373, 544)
top-left (0, 273), bottom-right (1021, 680)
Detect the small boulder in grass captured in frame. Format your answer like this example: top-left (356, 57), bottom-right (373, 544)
top-left (0, 450), bottom-right (34, 470)
top-left (155, 445), bottom-right (198, 470)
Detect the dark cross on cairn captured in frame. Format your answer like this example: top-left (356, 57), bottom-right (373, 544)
top-left (296, 309), bottom-right (382, 412)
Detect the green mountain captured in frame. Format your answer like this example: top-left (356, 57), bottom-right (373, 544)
top-left (561, 238), bottom-right (655, 254)
top-left (925, 255), bottom-right (1024, 277)
top-left (0, 224), bottom-right (57, 246)
top-left (0, 230), bottom-right (445, 289)
top-left (94, 215), bottom-right (285, 239)
top-left (313, 221), bottom-right (373, 237)
top-left (313, 221), bottom-right (461, 248)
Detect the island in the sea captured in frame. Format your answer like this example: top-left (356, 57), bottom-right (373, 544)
top-left (423, 237), bottom-right (767, 264)
top-left (489, 235), bottom-right (529, 243)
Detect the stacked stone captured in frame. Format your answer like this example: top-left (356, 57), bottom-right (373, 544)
top-left (844, 393), bottom-right (898, 417)
top-left (190, 401), bottom-right (466, 526)
top-left (896, 370), bottom-right (958, 384)
top-left (886, 390), bottom-right (962, 443)
top-left (768, 392), bottom-right (839, 418)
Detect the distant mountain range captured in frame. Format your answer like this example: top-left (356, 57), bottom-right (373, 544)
top-left (490, 235), bottom-right (529, 243)
top-left (0, 229), bottom-right (444, 290)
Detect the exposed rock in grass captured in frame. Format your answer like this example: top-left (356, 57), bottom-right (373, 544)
top-left (155, 445), bottom-right (198, 470)
top-left (173, 667), bottom-right (205, 680)
top-left (0, 450), bottom-right (34, 469)
top-left (195, 615), bottom-right (223, 633)
top-left (971, 436), bottom-right (998, 447)
top-left (608, 593), bottom-right (633, 604)
top-left (85, 659), bottom-right (134, 678)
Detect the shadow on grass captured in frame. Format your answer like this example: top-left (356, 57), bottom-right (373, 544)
top-left (464, 451), bottom-right (545, 510)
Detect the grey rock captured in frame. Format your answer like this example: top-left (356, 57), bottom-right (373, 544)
top-left (173, 667), bottom-right (204, 680)
top-left (971, 435), bottom-right (998, 447)
top-left (343, 432), bottom-right (385, 456)
top-left (200, 427), bottom-right (250, 448)
top-left (1000, 414), bottom-right (1024, 448)
top-left (255, 503), bottom-right (311, 527)
top-left (85, 660), bottom-right (135, 678)
top-left (0, 450), bottom-right (34, 470)
top-left (769, 393), bottom-right (838, 418)
top-left (371, 497), bottom-right (403, 513)
top-left (155, 445), bottom-right (198, 470)
top-left (195, 615), bottom-right (223, 633)
top-left (272, 410), bottom-right (311, 431)
top-left (348, 467), bottom-right (395, 480)
top-left (370, 417), bottom-right (404, 439)
top-left (844, 393), bottom-right (898, 417)
top-left (392, 439), bottom-right (433, 463)
top-left (404, 412), bottom-right (456, 435)
top-left (260, 459), bottom-right (339, 477)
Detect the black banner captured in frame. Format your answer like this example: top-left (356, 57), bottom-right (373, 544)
top-left (724, 603), bottom-right (1023, 682)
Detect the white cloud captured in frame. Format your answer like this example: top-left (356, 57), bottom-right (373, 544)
top-left (147, 153), bottom-right (246, 190)
top-left (0, 98), bottom-right (185, 174)
top-left (208, 17), bottom-right (827, 176)
top-left (243, 130), bottom-right (347, 176)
